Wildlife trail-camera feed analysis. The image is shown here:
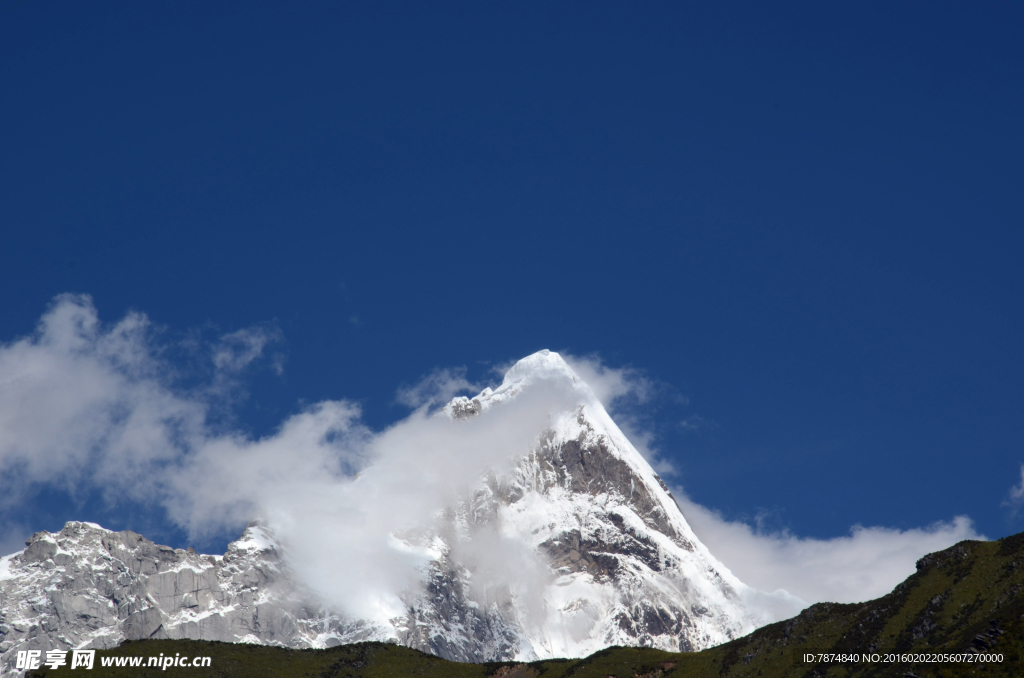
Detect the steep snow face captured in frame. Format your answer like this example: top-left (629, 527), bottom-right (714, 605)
top-left (422, 350), bottom-right (799, 660)
top-left (0, 351), bottom-right (801, 670)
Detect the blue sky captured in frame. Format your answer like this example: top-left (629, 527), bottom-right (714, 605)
top-left (1, 1), bottom-right (1022, 594)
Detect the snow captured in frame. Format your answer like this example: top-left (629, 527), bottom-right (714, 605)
top-left (441, 350), bottom-right (802, 654)
top-left (166, 559), bottom-right (214, 574)
top-left (230, 525), bottom-right (277, 552)
top-left (0, 554), bottom-right (15, 581)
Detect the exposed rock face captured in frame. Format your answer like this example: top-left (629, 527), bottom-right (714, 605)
top-left (0, 350), bottom-right (801, 671)
top-left (0, 520), bottom-right (342, 672)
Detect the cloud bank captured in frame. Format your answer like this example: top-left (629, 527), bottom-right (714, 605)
top-left (675, 494), bottom-right (981, 604)
top-left (0, 295), bottom-right (984, 620)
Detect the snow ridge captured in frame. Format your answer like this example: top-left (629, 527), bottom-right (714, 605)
top-left (435, 350), bottom-right (799, 659)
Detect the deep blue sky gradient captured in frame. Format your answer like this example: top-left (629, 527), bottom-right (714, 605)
top-left (2, 1), bottom-right (1022, 549)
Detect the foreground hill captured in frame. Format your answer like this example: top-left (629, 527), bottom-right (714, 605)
top-left (28, 531), bottom-right (1024, 677)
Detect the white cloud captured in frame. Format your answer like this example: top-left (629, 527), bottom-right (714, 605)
top-left (0, 298), bottom-right (987, 621)
top-left (0, 295), bottom-right (203, 504)
top-left (258, 383), bottom-right (576, 622)
top-left (559, 353), bottom-right (676, 474)
top-left (395, 367), bottom-right (478, 409)
top-left (211, 326), bottom-right (284, 383)
top-left (675, 492), bottom-right (983, 604)
top-left (560, 354), bottom-right (652, 408)
top-left (1004, 464), bottom-right (1024, 512)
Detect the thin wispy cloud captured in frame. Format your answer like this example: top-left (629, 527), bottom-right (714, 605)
top-left (395, 367), bottom-right (479, 410)
top-left (212, 326), bottom-right (283, 375)
top-left (560, 354), bottom-right (677, 475)
top-left (560, 354), bottom-right (653, 407)
top-left (1003, 464), bottom-right (1024, 514)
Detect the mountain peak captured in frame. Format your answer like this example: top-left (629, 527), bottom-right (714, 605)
top-left (443, 350), bottom-right (587, 419)
top-left (489, 349), bottom-right (593, 406)
top-left (433, 350), bottom-right (802, 658)
top-left (502, 349), bottom-right (579, 386)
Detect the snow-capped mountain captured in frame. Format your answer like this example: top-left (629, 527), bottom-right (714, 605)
top-left (0, 350), bottom-right (801, 670)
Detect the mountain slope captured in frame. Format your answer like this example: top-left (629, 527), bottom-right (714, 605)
top-left (416, 350), bottom-right (798, 659)
top-left (26, 532), bottom-right (1024, 677)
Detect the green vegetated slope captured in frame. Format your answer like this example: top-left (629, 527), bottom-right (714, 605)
top-left (30, 534), bottom-right (1024, 678)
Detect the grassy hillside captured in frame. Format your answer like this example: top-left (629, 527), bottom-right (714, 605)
top-left (29, 533), bottom-right (1024, 677)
